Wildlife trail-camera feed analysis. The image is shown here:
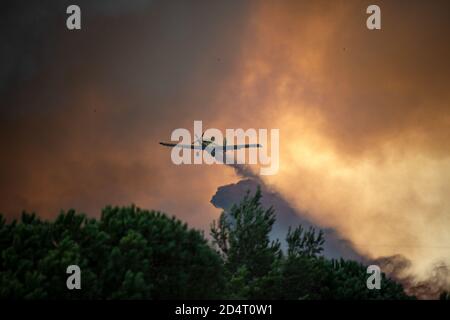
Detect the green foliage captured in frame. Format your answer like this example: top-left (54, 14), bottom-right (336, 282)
top-left (0, 207), bottom-right (224, 299)
top-left (329, 259), bottom-right (411, 299)
top-left (210, 187), bottom-right (281, 298)
top-left (0, 188), bottom-right (416, 299)
top-left (210, 187), bottom-right (414, 300)
top-left (286, 225), bottom-right (324, 258)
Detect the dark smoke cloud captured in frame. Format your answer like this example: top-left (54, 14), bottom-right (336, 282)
top-left (1, 0), bottom-right (449, 297)
top-left (0, 0), bottom-right (155, 96)
top-left (0, 0), bottom-right (252, 227)
top-left (375, 255), bottom-right (450, 299)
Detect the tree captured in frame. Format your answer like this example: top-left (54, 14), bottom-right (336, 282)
top-left (329, 259), bottom-right (412, 300)
top-left (286, 225), bottom-right (324, 258)
top-left (0, 206), bottom-right (225, 299)
top-left (210, 187), bottom-right (281, 298)
top-left (211, 187), bottom-right (413, 300)
top-left (277, 226), bottom-right (333, 299)
top-left (0, 188), bottom-right (414, 300)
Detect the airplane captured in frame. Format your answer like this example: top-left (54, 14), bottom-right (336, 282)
top-left (159, 132), bottom-right (262, 158)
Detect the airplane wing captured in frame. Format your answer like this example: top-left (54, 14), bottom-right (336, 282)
top-left (224, 143), bottom-right (262, 150)
top-left (159, 142), bottom-right (203, 150)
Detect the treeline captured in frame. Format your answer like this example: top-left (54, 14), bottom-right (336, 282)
top-left (0, 188), bottom-right (413, 299)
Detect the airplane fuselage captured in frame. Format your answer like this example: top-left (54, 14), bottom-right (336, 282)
top-left (201, 140), bottom-right (222, 150)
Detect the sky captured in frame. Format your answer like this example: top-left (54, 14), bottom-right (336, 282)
top-left (1, 0), bottom-right (450, 296)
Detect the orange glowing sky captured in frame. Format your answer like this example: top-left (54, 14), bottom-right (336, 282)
top-left (1, 0), bottom-right (449, 288)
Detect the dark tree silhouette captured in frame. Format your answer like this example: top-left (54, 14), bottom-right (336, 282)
top-left (1, 189), bottom-right (414, 299)
top-left (0, 207), bottom-right (225, 299)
